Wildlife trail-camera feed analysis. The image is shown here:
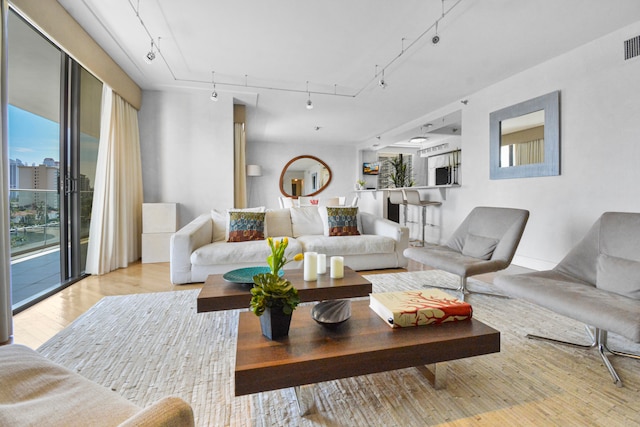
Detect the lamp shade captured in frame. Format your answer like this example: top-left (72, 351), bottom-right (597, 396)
top-left (246, 164), bottom-right (262, 177)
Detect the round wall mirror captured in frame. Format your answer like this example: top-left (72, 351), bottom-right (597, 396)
top-left (279, 155), bottom-right (332, 198)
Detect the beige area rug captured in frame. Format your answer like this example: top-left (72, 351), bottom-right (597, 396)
top-left (37, 271), bottom-right (640, 427)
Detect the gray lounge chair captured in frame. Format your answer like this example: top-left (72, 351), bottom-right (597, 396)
top-left (494, 212), bottom-right (640, 387)
top-left (404, 206), bottom-right (530, 294)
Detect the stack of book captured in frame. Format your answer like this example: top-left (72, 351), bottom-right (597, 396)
top-left (370, 289), bottom-right (472, 328)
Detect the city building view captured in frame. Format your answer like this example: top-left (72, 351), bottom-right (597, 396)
top-left (8, 104), bottom-right (98, 311)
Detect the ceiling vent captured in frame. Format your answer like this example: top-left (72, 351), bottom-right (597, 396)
top-left (624, 35), bottom-right (640, 60)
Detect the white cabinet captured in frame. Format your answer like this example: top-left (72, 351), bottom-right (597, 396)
top-left (142, 203), bottom-right (177, 263)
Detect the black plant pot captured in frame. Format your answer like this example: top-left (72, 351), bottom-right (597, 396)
top-left (259, 307), bottom-right (292, 340)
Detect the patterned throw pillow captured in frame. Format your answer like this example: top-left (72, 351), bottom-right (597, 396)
top-left (326, 207), bottom-right (360, 236)
top-left (227, 211), bottom-right (266, 242)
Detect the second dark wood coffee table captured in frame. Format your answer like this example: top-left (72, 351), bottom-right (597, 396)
top-left (235, 299), bottom-right (500, 400)
top-left (197, 266), bottom-right (371, 313)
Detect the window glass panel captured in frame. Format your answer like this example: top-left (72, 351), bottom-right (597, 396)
top-left (7, 10), bottom-right (62, 309)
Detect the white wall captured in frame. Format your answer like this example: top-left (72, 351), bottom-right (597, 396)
top-left (246, 141), bottom-right (358, 210)
top-left (422, 20), bottom-right (640, 270)
top-left (139, 88), bottom-right (357, 224)
top-left (139, 89), bottom-right (235, 228)
top-left (138, 20), bottom-right (640, 270)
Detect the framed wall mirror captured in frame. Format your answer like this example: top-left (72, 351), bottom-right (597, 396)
top-left (490, 90), bottom-right (560, 179)
top-left (279, 155), bottom-right (332, 198)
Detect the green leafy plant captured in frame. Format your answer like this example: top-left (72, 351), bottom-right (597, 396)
top-left (251, 237), bottom-right (303, 316)
top-left (357, 179), bottom-right (366, 187)
top-left (250, 273), bottom-right (300, 316)
top-left (389, 155), bottom-right (413, 188)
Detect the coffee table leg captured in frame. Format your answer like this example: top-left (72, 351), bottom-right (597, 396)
top-left (417, 363), bottom-right (447, 390)
top-left (293, 384), bottom-right (316, 416)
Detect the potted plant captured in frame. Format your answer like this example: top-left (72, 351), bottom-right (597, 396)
top-left (250, 237), bottom-right (303, 339)
top-left (388, 155), bottom-right (416, 188)
top-left (356, 179), bottom-right (366, 190)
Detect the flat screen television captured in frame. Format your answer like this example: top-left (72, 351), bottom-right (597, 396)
top-left (363, 162), bottom-right (380, 175)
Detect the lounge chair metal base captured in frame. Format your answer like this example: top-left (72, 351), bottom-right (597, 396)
top-left (422, 276), bottom-right (509, 302)
top-left (527, 326), bottom-right (640, 387)
top-left (458, 277), bottom-right (509, 299)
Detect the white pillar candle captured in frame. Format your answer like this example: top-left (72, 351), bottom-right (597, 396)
top-left (330, 256), bottom-right (344, 279)
top-left (304, 252), bottom-right (318, 281)
top-left (316, 253), bottom-right (327, 275)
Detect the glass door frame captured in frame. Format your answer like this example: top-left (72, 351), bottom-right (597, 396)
top-left (59, 58), bottom-right (84, 282)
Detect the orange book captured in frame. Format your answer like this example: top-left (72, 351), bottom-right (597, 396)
top-left (369, 289), bottom-right (472, 328)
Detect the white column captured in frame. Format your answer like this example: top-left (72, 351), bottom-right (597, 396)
top-left (1, 0), bottom-right (14, 344)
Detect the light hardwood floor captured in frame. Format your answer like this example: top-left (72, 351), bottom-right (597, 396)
top-left (14, 260), bottom-right (457, 349)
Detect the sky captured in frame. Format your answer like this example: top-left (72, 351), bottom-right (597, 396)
top-left (7, 104), bottom-right (100, 186)
top-left (8, 104), bottom-right (59, 166)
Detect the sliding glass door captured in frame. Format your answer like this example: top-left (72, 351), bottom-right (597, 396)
top-left (7, 9), bottom-right (102, 312)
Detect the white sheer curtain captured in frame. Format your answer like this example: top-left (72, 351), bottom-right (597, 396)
top-left (514, 139), bottom-right (544, 166)
top-left (1, 0), bottom-right (13, 343)
top-left (85, 85), bottom-right (143, 275)
top-left (234, 122), bottom-right (247, 208)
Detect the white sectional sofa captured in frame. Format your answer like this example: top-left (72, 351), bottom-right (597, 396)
top-left (0, 344), bottom-right (194, 426)
top-left (170, 206), bottom-right (409, 284)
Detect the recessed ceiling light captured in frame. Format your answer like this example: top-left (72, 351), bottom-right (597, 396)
top-left (409, 136), bottom-right (428, 144)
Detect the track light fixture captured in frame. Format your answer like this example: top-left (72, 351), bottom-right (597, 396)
top-left (144, 38), bottom-right (156, 64)
top-left (432, 22), bottom-right (441, 45)
top-left (432, 1), bottom-right (443, 44)
top-left (378, 69), bottom-right (387, 89)
top-left (306, 81), bottom-right (313, 110)
top-left (210, 71), bottom-right (219, 101)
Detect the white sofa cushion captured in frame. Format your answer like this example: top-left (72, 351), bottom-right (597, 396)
top-left (266, 209), bottom-right (293, 237)
top-left (296, 234), bottom-right (395, 256)
top-left (290, 206), bottom-right (324, 237)
top-left (211, 209), bottom-right (227, 242)
top-left (191, 238), bottom-right (303, 266)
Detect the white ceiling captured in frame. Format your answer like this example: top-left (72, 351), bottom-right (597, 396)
top-left (56, 0), bottom-right (640, 149)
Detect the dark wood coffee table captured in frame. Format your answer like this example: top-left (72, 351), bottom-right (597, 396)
top-left (235, 299), bottom-right (500, 408)
top-left (197, 266), bottom-right (371, 312)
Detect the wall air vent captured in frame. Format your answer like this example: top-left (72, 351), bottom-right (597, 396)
top-left (624, 35), bottom-right (640, 60)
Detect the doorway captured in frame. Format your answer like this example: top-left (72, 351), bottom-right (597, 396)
top-left (7, 9), bottom-right (102, 312)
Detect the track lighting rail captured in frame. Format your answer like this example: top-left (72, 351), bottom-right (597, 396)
top-left (130, 0), bottom-right (463, 100)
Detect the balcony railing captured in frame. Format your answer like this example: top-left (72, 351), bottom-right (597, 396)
top-left (10, 189), bottom-right (60, 258)
top-left (10, 188), bottom-right (93, 312)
